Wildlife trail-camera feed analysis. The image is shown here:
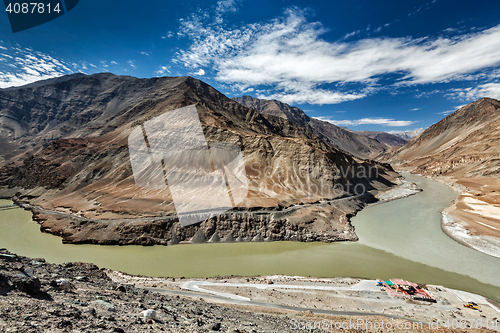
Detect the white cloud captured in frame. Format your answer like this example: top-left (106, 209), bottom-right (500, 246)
top-left (215, 0), bottom-right (241, 23)
top-left (410, 108), bottom-right (420, 111)
top-left (315, 116), bottom-right (416, 127)
top-left (176, 7), bottom-right (500, 104)
top-left (259, 87), bottom-right (364, 105)
top-left (449, 82), bottom-right (500, 100)
top-left (127, 60), bottom-right (136, 68)
top-left (192, 68), bottom-right (205, 76)
top-left (110, 61), bottom-right (118, 65)
top-left (438, 110), bottom-right (454, 116)
top-left (0, 43), bottom-right (72, 88)
top-left (155, 65), bottom-right (171, 76)
top-left (389, 127), bottom-right (425, 139)
top-left (140, 51), bottom-right (150, 56)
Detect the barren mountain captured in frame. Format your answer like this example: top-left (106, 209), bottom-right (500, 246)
top-left (0, 73), bottom-right (398, 245)
top-left (381, 98), bottom-right (500, 177)
top-left (233, 96), bottom-right (389, 159)
top-left (380, 97), bottom-right (500, 257)
top-left (356, 131), bottom-right (407, 148)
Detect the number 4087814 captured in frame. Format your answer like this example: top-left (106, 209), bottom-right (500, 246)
top-left (5, 2), bottom-right (61, 14)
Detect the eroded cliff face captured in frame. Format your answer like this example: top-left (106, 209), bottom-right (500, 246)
top-left (22, 196), bottom-right (369, 245)
top-left (0, 73), bottom-right (399, 245)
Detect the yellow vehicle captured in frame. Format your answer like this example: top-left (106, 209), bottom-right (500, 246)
top-left (464, 302), bottom-right (482, 311)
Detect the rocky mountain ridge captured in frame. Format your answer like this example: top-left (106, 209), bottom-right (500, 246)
top-left (356, 131), bottom-right (407, 148)
top-left (233, 96), bottom-right (392, 159)
top-left (380, 98), bottom-right (500, 177)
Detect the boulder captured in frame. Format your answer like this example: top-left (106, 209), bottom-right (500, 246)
top-left (55, 278), bottom-right (70, 290)
top-left (141, 309), bottom-right (156, 319)
top-left (11, 275), bottom-right (40, 294)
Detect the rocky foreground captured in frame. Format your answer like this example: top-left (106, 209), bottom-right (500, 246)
top-left (0, 249), bottom-right (292, 333)
top-left (2, 249), bottom-right (499, 333)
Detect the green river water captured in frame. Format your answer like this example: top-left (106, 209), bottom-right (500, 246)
top-left (1, 173), bottom-right (500, 302)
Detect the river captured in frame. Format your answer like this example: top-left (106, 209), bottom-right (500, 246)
top-left (1, 173), bottom-right (500, 302)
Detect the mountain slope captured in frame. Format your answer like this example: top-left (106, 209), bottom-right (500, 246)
top-left (381, 98), bottom-right (500, 177)
top-left (0, 73), bottom-right (398, 245)
top-left (356, 131), bottom-right (407, 148)
top-left (233, 96), bottom-right (389, 159)
top-left (379, 97), bottom-right (500, 257)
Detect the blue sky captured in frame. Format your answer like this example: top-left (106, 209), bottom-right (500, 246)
top-left (1, 0), bottom-right (500, 132)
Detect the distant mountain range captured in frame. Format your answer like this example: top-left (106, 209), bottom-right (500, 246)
top-left (233, 96), bottom-right (406, 159)
top-left (388, 128), bottom-right (425, 141)
top-left (355, 131), bottom-right (407, 148)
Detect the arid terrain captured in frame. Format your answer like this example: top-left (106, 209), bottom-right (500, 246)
top-left (1, 250), bottom-right (499, 333)
top-left (0, 73), bottom-right (400, 246)
top-left (381, 97), bottom-right (500, 258)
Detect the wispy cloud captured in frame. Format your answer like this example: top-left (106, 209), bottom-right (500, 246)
top-left (410, 108), bottom-right (420, 111)
top-left (259, 86), bottom-right (366, 105)
top-left (0, 43), bottom-right (72, 88)
top-left (438, 110), bottom-right (454, 116)
top-left (315, 116), bottom-right (416, 127)
top-left (175, 7), bottom-right (500, 104)
top-left (408, 0), bottom-right (438, 17)
top-left (140, 51), bottom-right (150, 56)
top-left (155, 65), bottom-right (170, 76)
top-left (448, 82), bottom-right (500, 101)
top-left (215, 0), bottom-right (242, 23)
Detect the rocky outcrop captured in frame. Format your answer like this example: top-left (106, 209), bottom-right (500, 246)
top-left (19, 193), bottom-right (373, 245)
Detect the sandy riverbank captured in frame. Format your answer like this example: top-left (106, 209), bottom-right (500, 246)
top-left (374, 177), bottom-right (422, 203)
top-left (396, 171), bottom-right (500, 259)
top-left (108, 271), bottom-right (500, 331)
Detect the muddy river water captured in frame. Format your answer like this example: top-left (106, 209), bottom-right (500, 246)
top-left (1, 173), bottom-right (500, 301)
